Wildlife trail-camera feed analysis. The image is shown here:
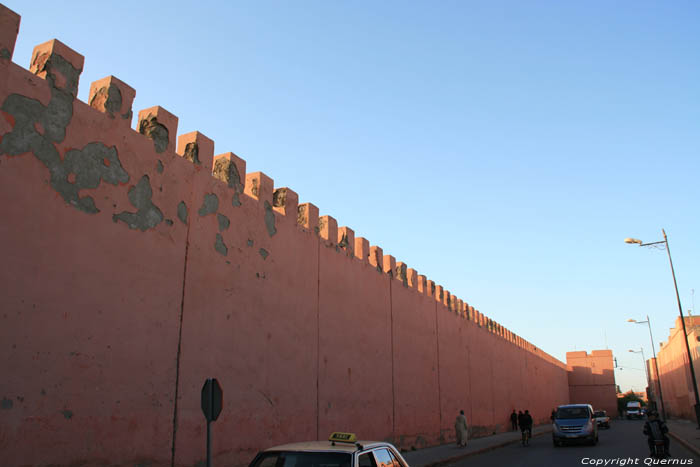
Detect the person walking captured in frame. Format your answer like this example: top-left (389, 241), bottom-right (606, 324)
top-left (510, 410), bottom-right (518, 431)
top-left (455, 410), bottom-right (468, 447)
top-left (517, 410), bottom-right (524, 430)
top-left (521, 410), bottom-right (533, 446)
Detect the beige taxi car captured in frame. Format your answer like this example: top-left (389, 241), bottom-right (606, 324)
top-left (248, 432), bottom-right (410, 467)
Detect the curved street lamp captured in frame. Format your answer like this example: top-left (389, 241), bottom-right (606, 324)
top-left (625, 229), bottom-right (699, 426)
top-left (629, 348), bottom-right (648, 381)
top-left (628, 317), bottom-right (666, 420)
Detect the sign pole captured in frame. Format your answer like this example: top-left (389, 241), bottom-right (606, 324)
top-left (207, 418), bottom-right (212, 467)
top-left (201, 378), bottom-right (223, 467)
top-left (207, 379), bottom-right (212, 467)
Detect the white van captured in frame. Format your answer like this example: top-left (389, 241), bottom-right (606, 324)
top-left (626, 401), bottom-right (642, 419)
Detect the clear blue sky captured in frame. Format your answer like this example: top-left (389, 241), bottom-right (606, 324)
top-left (6, 0), bottom-right (699, 393)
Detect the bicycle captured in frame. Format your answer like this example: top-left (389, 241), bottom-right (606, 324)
top-left (521, 428), bottom-right (531, 446)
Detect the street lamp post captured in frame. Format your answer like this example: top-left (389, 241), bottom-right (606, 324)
top-left (625, 229), bottom-right (700, 427)
top-left (628, 316), bottom-right (667, 420)
top-left (629, 348), bottom-right (648, 382)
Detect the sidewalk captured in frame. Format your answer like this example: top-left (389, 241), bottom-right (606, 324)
top-left (667, 419), bottom-right (700, 458)
top-left (402, 425), bottom-right (551, 467)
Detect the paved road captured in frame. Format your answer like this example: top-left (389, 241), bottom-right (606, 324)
top-left (447, 420), bottom-right (699, 467)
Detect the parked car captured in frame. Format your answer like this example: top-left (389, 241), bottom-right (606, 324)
top-left (249, 432), bottom-right (410, 467)
top-left (552, 404), bottom-right (598, 446)
top-left (593, 410), bottom-right (610, 429)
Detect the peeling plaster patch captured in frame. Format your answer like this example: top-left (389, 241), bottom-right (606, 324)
top-left (212, 158), bottom-right (243, 206)
top-left (61, 409), bottom-right (73, 420)
top-left (0, 49), bottom-right (10, 60)
top-left (217, 213), bottom-right (230, 231)
top-left (214, 234), bottom-right (228, 256)
top-left (112, 175), bottom-right (164, 231)
top-left (249, 178), bottom-right (259, 197)
top-left (183, 142), bottom-right (200, 165)
top-left (247, 239), bottom-right (254, 247)
top-left (259, 248), bottom-right (269, 260)
top-left (264, 201), bottom-right (277, 237)
top-left (57, 143), bottom-right (129, 213)
top-left (89, 84), bottom-right (122, 118)
top-left (198, 193), bottom-right (219, 216)
top-left (0, 53), bottom-right (131, 214)
top-left (0, 91), bottom-right (128, 213)
top-left (397, 263), bottom-right (408, 287)
top-left (138, 115), bottom-right (168, 153)
top-left (272, 188), bottom-right (287, 207)
top-left (297, 205), bottom-right (307, 226)
top-left (156, 160), bottom-right (164, 174)
top-left (1, 398), bottom-right (12, 409)
top-left (177, 201), bottom-right (188, 224)
top-left (32, 52), bottom-right (81, 97)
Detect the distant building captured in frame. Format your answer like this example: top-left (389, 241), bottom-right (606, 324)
top-left (650, 316), bottom-right (700, 420)
top-left (566, 350), bottom-right (618, 417)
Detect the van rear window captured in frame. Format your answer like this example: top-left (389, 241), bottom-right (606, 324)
top-left (556, 407), bottom-right (590, 419)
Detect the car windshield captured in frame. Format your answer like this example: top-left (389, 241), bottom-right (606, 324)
top-left (250, 451), bottom-right (352, 467)
top-left (556, 407), bottom-right (590, 419)
top-left (593, 411), bottom-right (605, 418)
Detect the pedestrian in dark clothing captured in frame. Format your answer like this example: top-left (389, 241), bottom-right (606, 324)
top-left (510, 410), bottom-right (518, 431)
top-left (521, 410), bottom-right (533, 437)
top-left (517, 410), bottom-right (524, 430)
top-left (550, 409), bottom-right (556, 422)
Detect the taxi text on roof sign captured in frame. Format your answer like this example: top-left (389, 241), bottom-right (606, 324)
top-left (329, 432), bottom-right (357, 443)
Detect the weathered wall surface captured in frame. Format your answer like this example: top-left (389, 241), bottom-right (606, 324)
top-left (0, 5), bottom-right (570, 466)
top-left (566, 350), bottom-right (618, 417)
top-left (653, 316), bottom-right (700, 420)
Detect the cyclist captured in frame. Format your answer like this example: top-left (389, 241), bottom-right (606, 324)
top-left (521, 410), bottom-right (533, 446)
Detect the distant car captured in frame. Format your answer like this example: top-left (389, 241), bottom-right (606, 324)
top-left (593, 410), bottom-right (610, 429)
top-left (552, 404), bottom-right (598, 446)
top-left (248, 432), bottom-right (410, 467)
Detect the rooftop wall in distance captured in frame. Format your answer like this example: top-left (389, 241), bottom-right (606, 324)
top-left (653, 316), bottom-right (700, 420)
top-left (0, 5), bottom-right (569, 466)
top-left (566, 350), bottom-right (618, 417)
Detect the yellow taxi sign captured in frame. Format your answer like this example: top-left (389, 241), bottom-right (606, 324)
top-left (329, 432), bottom-right (357, 443)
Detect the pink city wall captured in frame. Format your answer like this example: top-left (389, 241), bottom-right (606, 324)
top-left (0, 5), bottom-right (570, 466)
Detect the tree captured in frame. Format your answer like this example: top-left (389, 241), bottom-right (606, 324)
top-left (617, 390), bottom-right (646, 415)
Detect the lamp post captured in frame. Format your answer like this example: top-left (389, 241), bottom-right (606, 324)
top-left (625, 229), bottom-right (699, 426)
top-left (628, 316), bottom-right (666, 420)
top-left (629, 348), bottom-right (648, 382)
